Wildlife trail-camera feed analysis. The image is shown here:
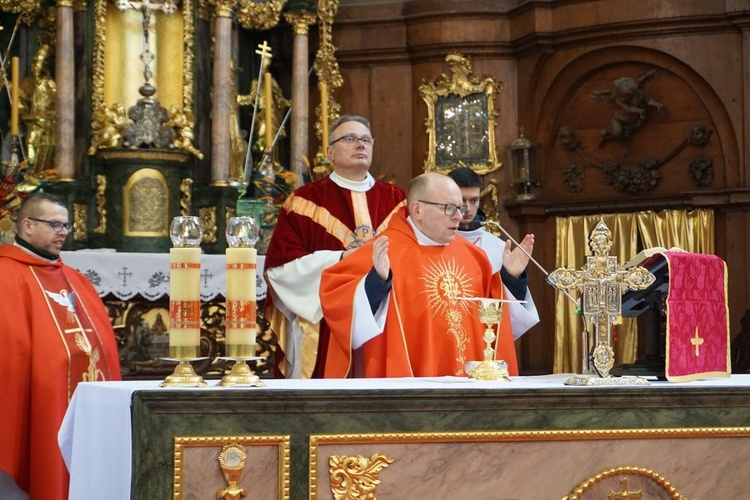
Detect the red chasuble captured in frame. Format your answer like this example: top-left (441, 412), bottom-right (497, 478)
top-left (320, 213), bottom-right (517, 378)
top-left (265, 176), bottom-right (405, 376)
top-left (658, 251), bottom-right (730, 382)
top-left (265, 176), bottom-right (406, 268)
top-left (0, 245), bottom-right (121, 499)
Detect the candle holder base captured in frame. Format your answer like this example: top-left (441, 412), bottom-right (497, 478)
top-left (564, 374), bottom-right (650, 386)
top-left (160, 359), bottom-right (209, 387)
top-left (467, 359), bottom-right (510, 382)
top-left (218, 357), bottom-right (266, 388)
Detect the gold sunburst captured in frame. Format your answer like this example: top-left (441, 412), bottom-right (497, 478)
top-left (420, 256), bottom-right (477, 372)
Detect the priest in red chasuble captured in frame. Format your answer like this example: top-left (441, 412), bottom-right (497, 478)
top-left (0, 193), bottom-right (121, 500)
top-left (320, 172), bottom-right (517, 378)
top-left (265, 115), bottom-right (405, 378)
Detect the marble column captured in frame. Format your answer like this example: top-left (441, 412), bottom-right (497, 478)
top-left (210, 1), bottom-right (236, 185)
top-left (284, 12), bottom-right (317, 187)
top-left (55, 0), bottom-right (75, 181)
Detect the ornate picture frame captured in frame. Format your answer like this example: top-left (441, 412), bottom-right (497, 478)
top-left (419, 53), bottom-right (503, 175)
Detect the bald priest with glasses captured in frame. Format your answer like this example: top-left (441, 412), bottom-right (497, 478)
top-left (265, 115), bottom-right (406, 378)
top-left (0, 192), bottom-right (121, 499)
top-left (319, 172), bottom-right (520, 378)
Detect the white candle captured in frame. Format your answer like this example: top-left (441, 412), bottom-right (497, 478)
top-left (225, 247), bottom-right (257, 358)
top-left (169, 247), bottom-right (201, 359)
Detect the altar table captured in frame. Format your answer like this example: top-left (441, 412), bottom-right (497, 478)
top-left (59, 375), bottom-right (750, 499)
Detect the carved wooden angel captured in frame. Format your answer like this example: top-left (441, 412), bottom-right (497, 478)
top-left (591, 70), bottom-right (665, 146)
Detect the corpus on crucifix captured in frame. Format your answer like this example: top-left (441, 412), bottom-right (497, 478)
top-left (547, 220), bottom-right (655, 385)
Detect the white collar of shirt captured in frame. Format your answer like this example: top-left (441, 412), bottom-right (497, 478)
top-left (458, 225), bottom-right (484, 245)
top-left (329, 171), bottom-right (375, 192)
top-left (406, 216), bottom-right (447, 246)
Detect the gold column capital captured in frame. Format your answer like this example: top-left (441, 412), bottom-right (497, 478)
top-left (211, 0), bottom-right (236, 18)
top-left (284, 11), bottom-right (317, 36)
top-left (56, 0), bottom-right (74, 7)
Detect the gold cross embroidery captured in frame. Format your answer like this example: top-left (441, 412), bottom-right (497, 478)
top-left (691, 326), bottom-right (704, 357)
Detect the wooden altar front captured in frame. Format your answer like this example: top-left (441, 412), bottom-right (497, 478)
top-left (60, 376), bottom-right (750, 499)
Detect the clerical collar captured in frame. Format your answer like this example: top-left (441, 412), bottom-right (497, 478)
top-left (14, 235), bottom-right (60, 262)
top-left (406, 216), bottom-right (446, 246)
top-left (329, 171), bottom-right (375, 192)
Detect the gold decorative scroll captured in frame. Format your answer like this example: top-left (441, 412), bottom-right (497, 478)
top-left (0, 0), bottom-right (40, 23)
top-left (313, 0), bottom-right (342, 145)
top-left (73, 203), bottom-right (87, 241)
top-left (237, 0), bottom-right (286, 30)
top-left (419, 53), bottom-right (502, 175)
top-left (198, 206), bottom-right (217, 244)
top-left (329, 454), bottom-right (394, 500)
top-left (180, 178), bottom-right (193, 216)
top-left (93, 174), bottom-right (107, 234)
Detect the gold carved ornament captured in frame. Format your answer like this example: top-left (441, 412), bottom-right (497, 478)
top-left (284, 10), bottom-right (317, 36)
top-left (198, 206), bottom-right (217, 243)
top-left (180, 178), bottom-right (193, 216)
top-left (0, 0), bottom-right (41, 23)
top-left (73, 203), bottom-right (87, 241)
top-left (93, 174), bottom-right (107, 234)
top-left (237, 0), bottom-right (286, 30)
top-left (329, 453), bottom-right (394, 500)
top-left (313, 0), bottom-right (342, 142)
top-left (419, 53), bottom-right (503, 175)
top-left (563, 465), bottom-right (687, 500)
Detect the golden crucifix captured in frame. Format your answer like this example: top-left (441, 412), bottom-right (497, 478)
top-left (548, 221), bottom-right (655, 378)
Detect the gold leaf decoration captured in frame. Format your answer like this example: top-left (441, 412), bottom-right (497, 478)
top-left (329, 453), bottom-right (394, 500)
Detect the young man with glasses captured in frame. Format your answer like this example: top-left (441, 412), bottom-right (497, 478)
top-left (320, 172), bottom-right (520, 378)
top-left (0, 193), bottom-right (121, 500)
top-left (447, 166), bottom-right (539, 341)
top-left (265, 115), bottom-right (406, 378)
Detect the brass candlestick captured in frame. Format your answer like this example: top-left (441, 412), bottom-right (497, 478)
top-left (462, 298), bottom-right (511, 382)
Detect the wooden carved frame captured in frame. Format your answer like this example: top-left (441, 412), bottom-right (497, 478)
top-left (419, 53), bottom-right (502, 175)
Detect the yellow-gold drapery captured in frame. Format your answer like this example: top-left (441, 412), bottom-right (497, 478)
top-left (553, 208), bottom-right (715, 374)
top-left (636, 209), bottom-right (714, 254)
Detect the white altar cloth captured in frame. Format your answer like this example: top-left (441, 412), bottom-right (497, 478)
top-left (58, 375), bottom-right (750, 500)
top-left (60, 250), bottom-right (267, 301)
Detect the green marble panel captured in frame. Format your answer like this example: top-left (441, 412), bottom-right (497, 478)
top-left (130, 386), bottom-right (750, 498)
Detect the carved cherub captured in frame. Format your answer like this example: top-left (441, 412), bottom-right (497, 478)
top-left (88, 103), bottom-right (127, 154)
top-left (164, 105), bottom-right (203, 159)
top-left (591, 70), bottom-right (665, 146)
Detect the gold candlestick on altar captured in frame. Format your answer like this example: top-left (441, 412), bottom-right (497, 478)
top-left (162, 216), bottom-right (208, 387)
top-left (219, 216), bottom-right (265, 387)
top-left (10, 57), bottom-right (19, 136)
top-left (461, 298), bottom-right (512, 382)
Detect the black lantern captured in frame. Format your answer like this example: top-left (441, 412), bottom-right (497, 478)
top-left (506, 129), bottom-right (539, 201)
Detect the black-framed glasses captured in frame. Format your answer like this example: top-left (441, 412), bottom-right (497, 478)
top-left (329, 134), bottom-right (375, 146)
top-left (28, 217), bottom-right (73, 233)
top-left (417, 200), bottom-right (468, 217)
